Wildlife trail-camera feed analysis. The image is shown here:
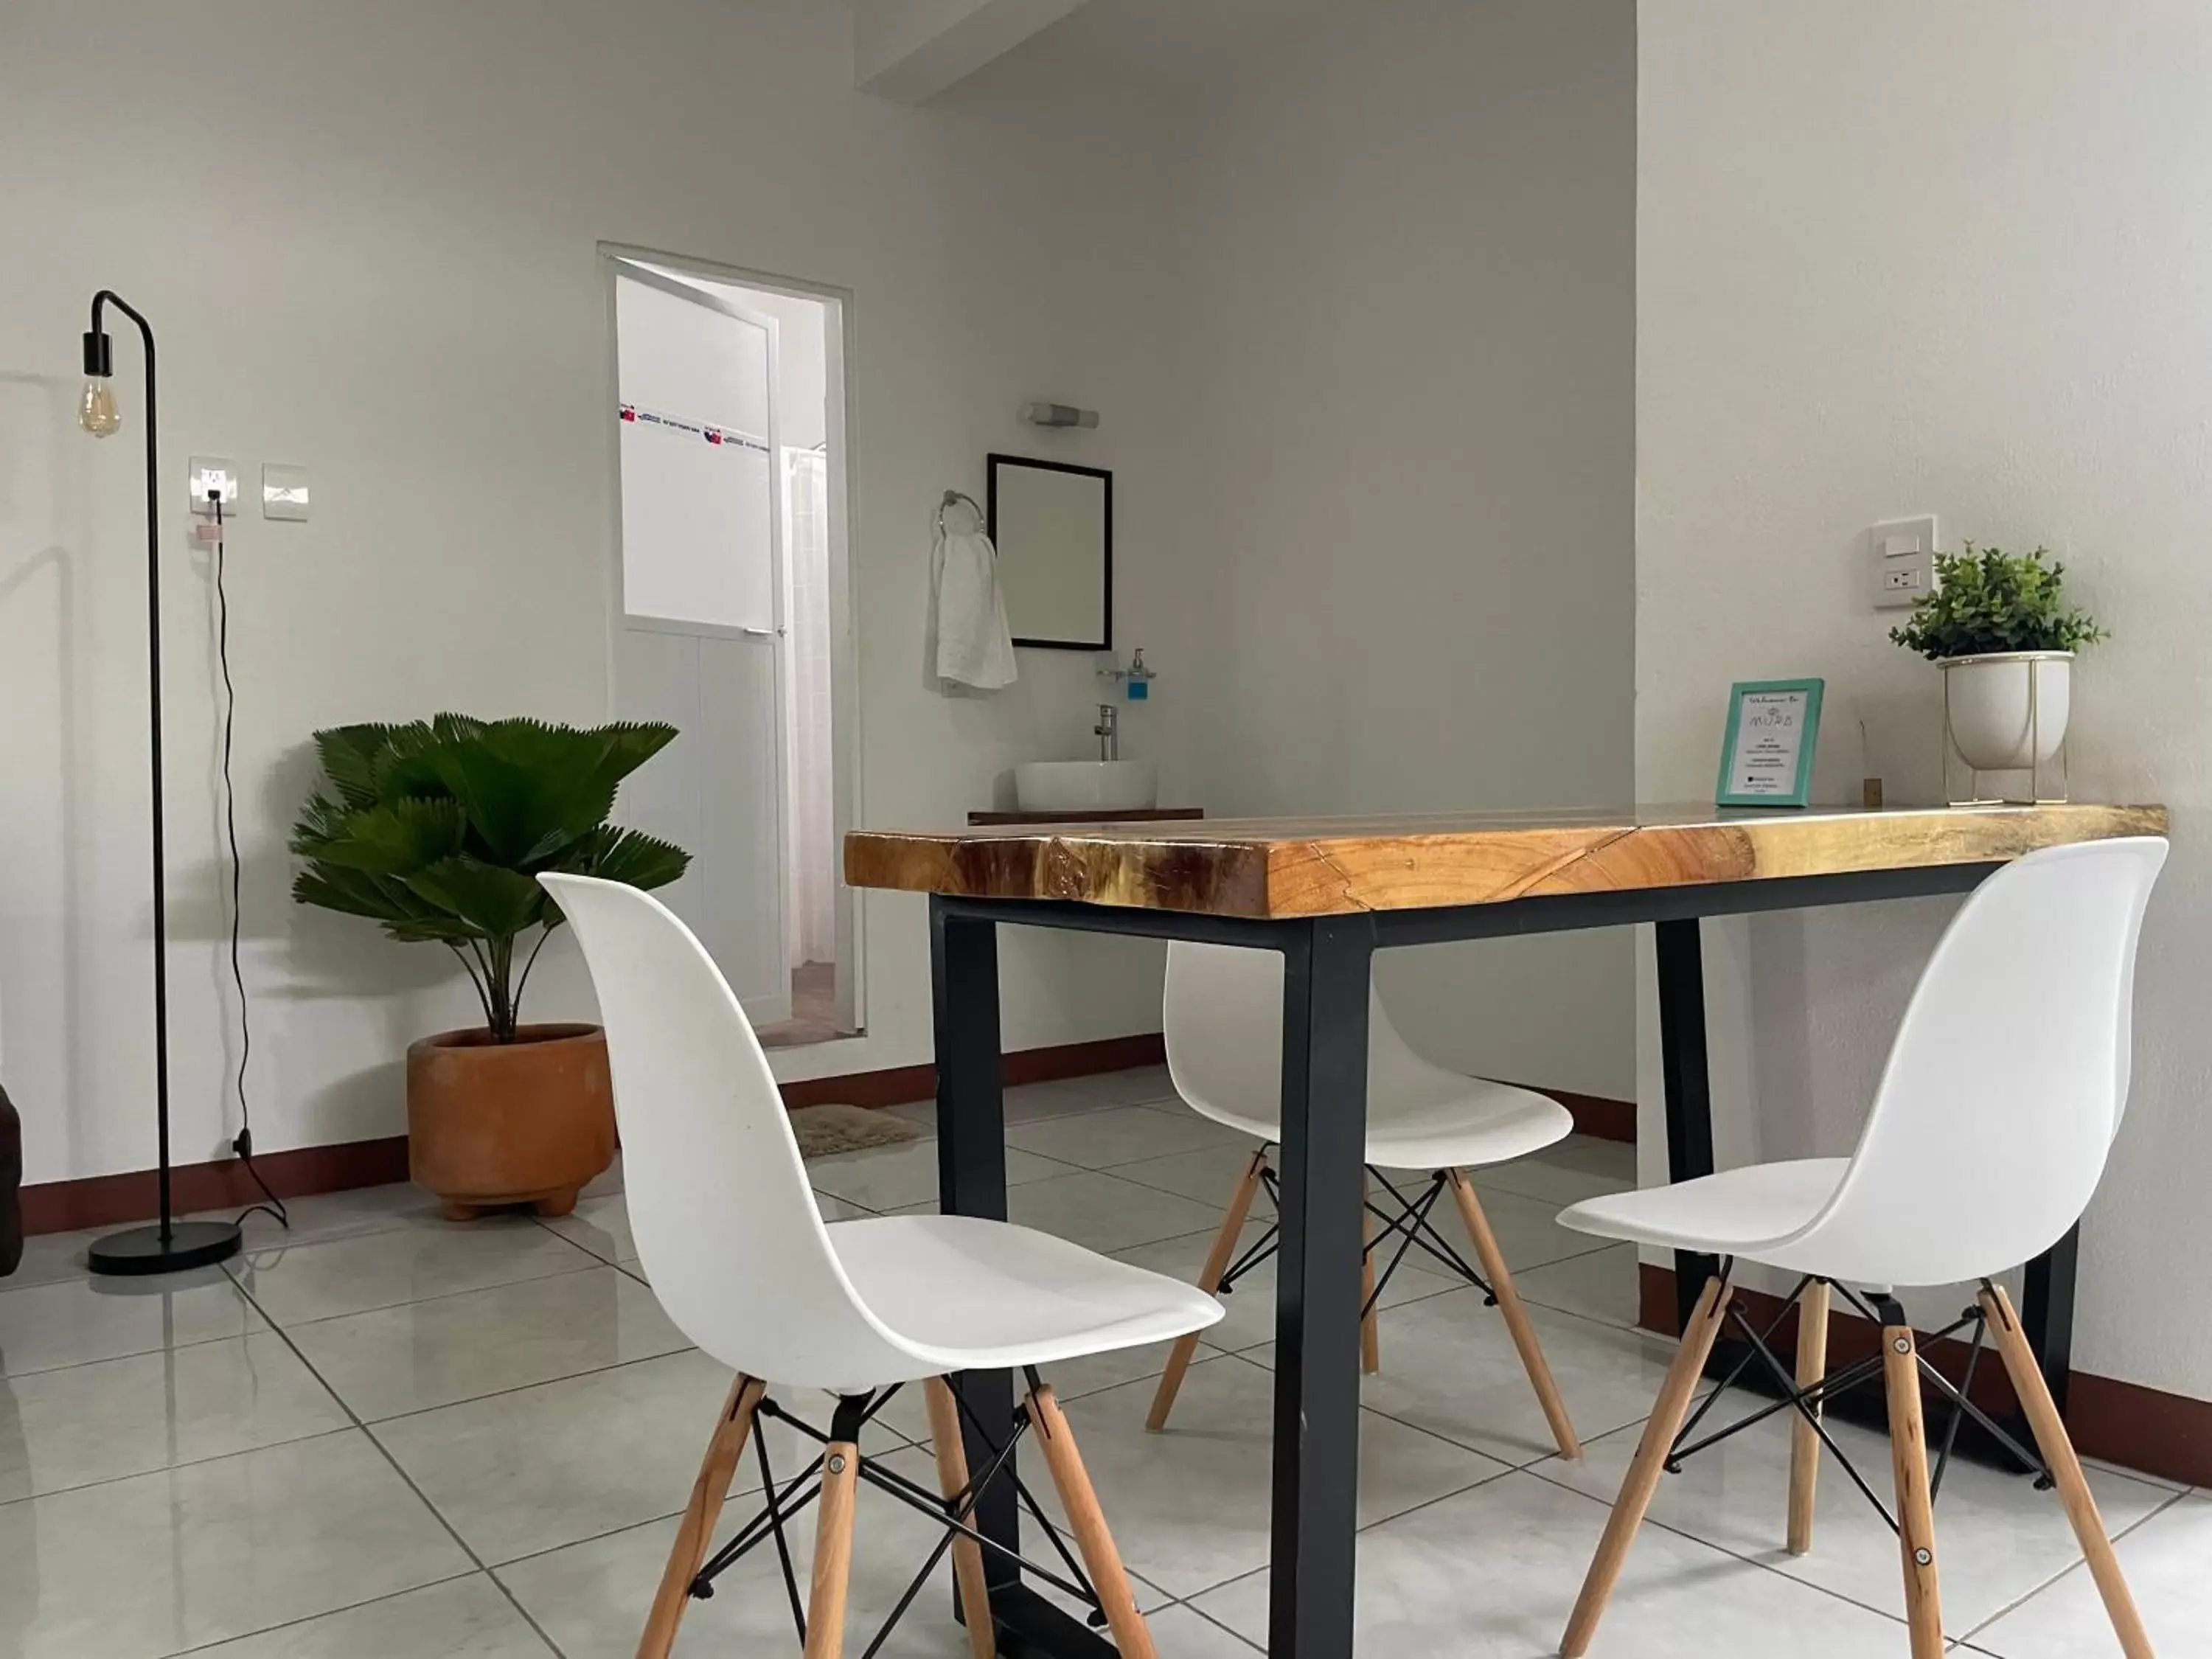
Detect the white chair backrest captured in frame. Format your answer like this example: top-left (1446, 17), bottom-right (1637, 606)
top-left (1163, 940), bottom-right (1436, 1130)
top-left (1791, 837), bottom-right (2166, 1287)
top-left (540, 874), bottom-right (914, 1390)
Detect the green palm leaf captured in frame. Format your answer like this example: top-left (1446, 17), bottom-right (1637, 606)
top-left (402, 856), bottom-right (550, 939)
top-left (293, 797), bottom-right (466, 875)
top-left (313, 725), bottom-right (406, 810)
top-left (291, 714), bottom-right (690, 1040)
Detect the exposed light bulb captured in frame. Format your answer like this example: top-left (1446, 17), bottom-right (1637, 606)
top-left (79, 378), bottom-right (120, 437)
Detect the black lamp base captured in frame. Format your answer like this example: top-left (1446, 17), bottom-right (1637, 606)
top-left (87, 1218), bottom-right (242, 1276)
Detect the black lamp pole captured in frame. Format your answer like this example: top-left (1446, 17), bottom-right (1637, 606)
top-left (80, 290), bottom-right (242, 1276)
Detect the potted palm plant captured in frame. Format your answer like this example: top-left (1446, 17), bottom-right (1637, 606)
top-left (292, 715), bottom-right (689, 1219)
top-left (1890, 543), bottom-right (2105, 772)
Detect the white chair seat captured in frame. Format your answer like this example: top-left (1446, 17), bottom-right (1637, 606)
top-left (1199, 1074), bottom-right (1573, 1172)
top-left (1554, 840), bottom-right (2169, 1659)
top-left (829, 1214), bottom-right (1223, 1381)
top-left (546, 872), bottom-right (1203, 1659)
top-left (1559, 1158), bottom-right (1848, 1270)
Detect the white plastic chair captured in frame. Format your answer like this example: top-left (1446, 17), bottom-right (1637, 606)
top-left (1553, 837), bottom-right (2167, 1659)
top-left (543, 873), bottom-right (1222, 1659)
top-left (1145, 940), bottom-right (1584, 1460)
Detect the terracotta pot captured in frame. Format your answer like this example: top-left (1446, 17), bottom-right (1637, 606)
top-left (407, 1023), bottom-right (614, 1221)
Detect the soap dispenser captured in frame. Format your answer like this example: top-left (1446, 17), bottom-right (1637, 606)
top-left (1097, 647), bottom-right (1157, 701)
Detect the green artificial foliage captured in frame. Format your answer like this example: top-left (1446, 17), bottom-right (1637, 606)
top-left (291, 714), bottom-right (689, 1042)
top-left (1889, 543), bottom-right (2107, 661)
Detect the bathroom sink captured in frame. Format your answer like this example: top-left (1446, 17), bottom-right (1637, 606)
top-left (1013, 760), bottom-right (1159, 814)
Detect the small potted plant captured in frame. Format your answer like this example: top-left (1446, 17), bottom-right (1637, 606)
top-left (292, 716), bottom-right (689, 1219)
top-left (1889, 543), bottom-right (2105, 773)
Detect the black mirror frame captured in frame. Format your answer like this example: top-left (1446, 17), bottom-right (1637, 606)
top-left (986, 452), bottom-right (1113, 652)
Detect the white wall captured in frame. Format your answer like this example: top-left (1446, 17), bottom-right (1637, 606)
top-left (1176, 0), bottom-right (1639, 1099)
top-left (0, 0), bottom-right (1195, 1184)
top-left (1638, 0), bottom-right (2212, 1397)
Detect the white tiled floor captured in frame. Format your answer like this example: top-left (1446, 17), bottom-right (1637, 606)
top-left (0, 1065), bottom-right (2194, 1657)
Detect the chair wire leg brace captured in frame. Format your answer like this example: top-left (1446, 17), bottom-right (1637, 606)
top-left (1222, 1154), bottom-right (1494, 1319)
top-left (1658, 1280), bottom-right (2051, 1537)
top-left (686, 1380), bottom-right (1113, 1655)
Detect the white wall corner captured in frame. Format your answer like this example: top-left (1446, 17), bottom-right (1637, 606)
top-left (853, 0), bottom-right (1088, 103)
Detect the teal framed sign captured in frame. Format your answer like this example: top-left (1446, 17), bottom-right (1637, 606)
top-left (1715, 678), bottom-right (1825, 808)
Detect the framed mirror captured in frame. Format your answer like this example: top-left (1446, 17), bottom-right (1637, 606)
top-left (987, 453), bottom-right (1112, 650)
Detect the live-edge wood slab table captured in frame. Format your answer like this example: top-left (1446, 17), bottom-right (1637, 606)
top-left (845, 801), bottom-right (2166, 1659)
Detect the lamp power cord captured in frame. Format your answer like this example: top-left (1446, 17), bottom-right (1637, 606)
top-left (209, 491), bottom-right (288, 1231)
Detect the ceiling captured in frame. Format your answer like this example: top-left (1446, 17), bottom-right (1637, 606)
top-left (1003, 0), bottom-right (1354, 94)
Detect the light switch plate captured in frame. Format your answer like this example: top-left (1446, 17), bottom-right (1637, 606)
top-left (188, 456), bottom-right (240, 516)
top-left (261, 462), bottom-right (310, 521)
top-left (1870, 514), bottom-right (1938, 610)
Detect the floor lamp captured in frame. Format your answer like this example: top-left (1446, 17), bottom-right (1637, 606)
top-left (79, 290), bottom-right (242, 1276)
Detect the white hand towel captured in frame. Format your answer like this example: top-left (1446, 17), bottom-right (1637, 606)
top-left (933, 524), bottom-right (1018, 690)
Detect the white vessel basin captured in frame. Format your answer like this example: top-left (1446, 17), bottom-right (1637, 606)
top-left (1013, 759), bottom-right (1159, 814)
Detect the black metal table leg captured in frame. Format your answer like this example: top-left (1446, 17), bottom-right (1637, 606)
top-left (1654, 917), bottom-right (1719, 1330)
top-left (2021, 1224), bottom-right (2079, 1417)
top-left (1269, 914), bottom-right (1374, 1659)
top-left (931, 898), bottom-right (1018, 1568)
top-left (931, 900), bottom-right (1116, 1658)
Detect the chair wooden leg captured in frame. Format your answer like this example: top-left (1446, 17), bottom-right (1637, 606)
top-left (1980, 1284), bottom-right (2155, 1657)
top-left (1146, 1148), bottom-right (1267, 1432)
top-left (1787, 1279), bottom-right (1832, 1557)
top-left (1561, 1275), bottom-right (1731, 1658)
top-left (1883, 1323), bottom-right (1945, 1659)
top-left (1025, 1383), bottom-right (1158, 1659)
top-left (1447, 1169), bottom-right (1579, 1458)
top-left (926, 1378), bottom-right (998, 1659)
top-left (802, 1436), bottom-right (861, 1659)
top-left (1361, 1169), bottom-right (1382, 1375)
top-left (637, 1374), bottom-right (767, 1659)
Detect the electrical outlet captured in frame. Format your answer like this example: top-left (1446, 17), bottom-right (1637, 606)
top-left (189, 456), bottom-right (240, 517)
top-left (1870, 515), bottom-right (1938, 610)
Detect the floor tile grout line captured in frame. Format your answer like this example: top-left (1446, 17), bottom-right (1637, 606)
top-left (226, 1212), bottom-right (588, 1269)
top-left (0, 1422), bottom-right (364, 1514)
top-left (220, 1262), bottom-right (576, 1659)
top-left (484, 1502), bottom-right (689, 1572)
top-left (1952, 1484), bottom-right (2192, 1644)
top-left (0, 1209), bottom-right (453, 1299)
top-left (1162, 1591), bottom-right (1267, 1654)
top-left (529, 1214), bottom-right (642, 1270)
top-left (478, 1427), bottom-right (946, 1574)
top-left (1211, 1242), bottom-right (1643, 1368)
top-left (1513, 1457), bottom-right (1917, 1632)
top-left (0, 1319), bottom-right (262, 1383)
top-left (348, 1342), bottom-right (705, 1428)
top-left (359, 1350), bottom-right (922, 1461)
top-left (1096, 1448), bottom-right (1525, 1615)
top-left (152, 1568), bottom-right (500, 1659)
top-left (232, 1252), bottom-right (608, 1332)
top-left (1522, 1394), bottom-right (2187, 1640)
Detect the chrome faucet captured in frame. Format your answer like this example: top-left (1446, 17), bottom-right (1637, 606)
top-left (1094, 703), bottom-right (1119, 762)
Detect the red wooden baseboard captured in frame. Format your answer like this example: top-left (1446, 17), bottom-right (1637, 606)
top-left (18, 1032), bottom-right (1170, 1238)
top-left (1529, 1085), bottom-right (1635, 1144)
top-left (778, 1032), bottom-right (1165, 1110)
top-left (23, 1135), bottom-right (414, 1237)
top-left (1636, 1262), bottom-right (2212, 1489)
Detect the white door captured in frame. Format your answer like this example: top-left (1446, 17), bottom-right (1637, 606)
top-left (611, 265), bottom-right (790, 1024)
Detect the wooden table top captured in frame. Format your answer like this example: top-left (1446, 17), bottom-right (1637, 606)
top-left (844, 801), bottom-right (2168, 919)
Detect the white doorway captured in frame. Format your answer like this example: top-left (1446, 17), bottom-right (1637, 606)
top-left (605, 251), bottom-right (859, 1045)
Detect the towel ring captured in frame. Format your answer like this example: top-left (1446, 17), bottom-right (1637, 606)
top-left (937, 489), bottom-right (984, 536)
